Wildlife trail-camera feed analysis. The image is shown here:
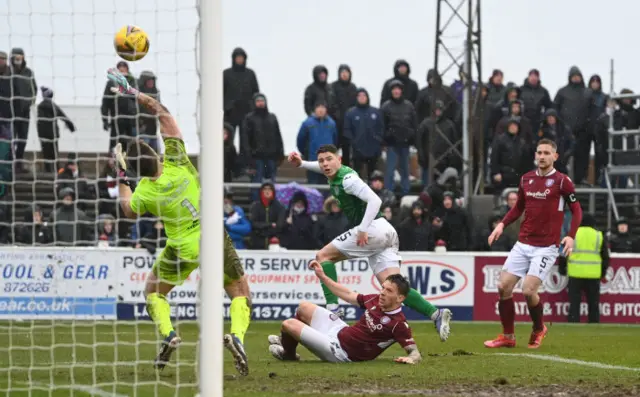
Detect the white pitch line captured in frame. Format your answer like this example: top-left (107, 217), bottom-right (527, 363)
top-left (492, 352), bottom-right (640, 372)
top-left (17, 381), bottom-right (128, 397)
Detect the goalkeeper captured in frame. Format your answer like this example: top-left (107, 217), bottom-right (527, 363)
top-left (107, 69), bottom-right (251, 376)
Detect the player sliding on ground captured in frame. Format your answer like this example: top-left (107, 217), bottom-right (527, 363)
top-left (288, 145), bottom-right (451, 341)
top-left (269, 262), bottom-right (422, 364)
top-left (106, 68), bottom-right (252, 375)
top-left (485, 138), bottom-right (583, 349)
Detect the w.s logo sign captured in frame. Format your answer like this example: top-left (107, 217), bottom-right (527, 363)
top-left (374, 260), bottom-right (469, 301)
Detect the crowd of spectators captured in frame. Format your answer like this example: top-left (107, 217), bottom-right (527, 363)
top-left (0, 46), bottom-right (638, 253)
top-left (221, 47), bottom-right (640, 253)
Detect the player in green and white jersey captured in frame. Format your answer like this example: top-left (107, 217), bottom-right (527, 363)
top-left (288, 144), bottom-right (452, 341)
top-left (107, 68), bottom-right (252, 375)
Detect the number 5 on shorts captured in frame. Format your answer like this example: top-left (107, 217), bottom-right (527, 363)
top-left (539, 257), bottom-right (549, 269)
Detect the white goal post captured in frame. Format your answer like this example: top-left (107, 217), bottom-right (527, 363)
top-left (198, 0), bottom-right (224, 395)
top-left (0, 0), bottom-right (223, 395)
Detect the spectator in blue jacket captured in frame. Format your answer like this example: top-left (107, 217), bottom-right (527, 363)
top-left (224, 189), bottom-right (251, 249)
top-left (344, 88), bottom-right (384, 180)
top-left (296, 101), bottom-right (337, 184)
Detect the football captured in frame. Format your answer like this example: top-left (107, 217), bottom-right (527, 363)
top-left (114, 25), bottom-right (150, 61)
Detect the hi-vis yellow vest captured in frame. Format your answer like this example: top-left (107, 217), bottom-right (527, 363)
top-left (567, 227), bottom-right (603, 279)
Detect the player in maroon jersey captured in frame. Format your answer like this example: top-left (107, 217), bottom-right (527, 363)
top-left (485, 138), bottom-right (583, 349)
top-left (267, 261), bottom-right (421, 364)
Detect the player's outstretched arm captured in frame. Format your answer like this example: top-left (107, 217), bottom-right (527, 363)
top-left (309, 261), bottom-right (359, 305)
top-left (288, 152), bottom-right (323, 174)
top-left (114, 143), bottom-right (139, 219)
top-left (137, 94), bottom-right (183, 141)
top-left (107, 68), bottom-right (182, 140)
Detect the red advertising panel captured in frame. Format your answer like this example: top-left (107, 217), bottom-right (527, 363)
top-left (474, 256), bottom-right (640, 324)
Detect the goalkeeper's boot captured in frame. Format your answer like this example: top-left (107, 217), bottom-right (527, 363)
top-left (154, 331), bottom-right (181, 371)
top-left (433, 308), bottom-right (452, 342)
top-left (269, 344), bottom-right (300, 361)
top-left (326, 304), bottom-right (345, 320)
top-left (224, 334), bottom-right (249, 376)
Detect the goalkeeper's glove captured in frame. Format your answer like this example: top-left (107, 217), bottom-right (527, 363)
top-left (107, 68), bottom-right (139, 96)
top-left (113, 143), bottom-right (133, 188)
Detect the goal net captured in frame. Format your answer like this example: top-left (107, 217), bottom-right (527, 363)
top-left (0, 0), bottom-right (222, 395)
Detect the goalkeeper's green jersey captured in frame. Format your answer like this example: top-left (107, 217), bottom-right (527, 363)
top-left (329, 165), bottom-right (381, 227)
top-left (130, 138), bottom-right (200, 246)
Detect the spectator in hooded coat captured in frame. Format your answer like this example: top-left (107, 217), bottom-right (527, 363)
top-left (490, 119), bottom-right (532, 189)
top-left (519, 69), bottom-right (553, 132)
top-left (343, 88), bottom-right (384, 180)
top-left (485, 69), bottom-right (506, 107)
top-left (435, 192), bottom-right (472, 251)
top-left (304, 65), bottom-right (332, 116)
top-left (224, 122), bottom-right (238, 182)
top-left (536, 108), bottom-right (573, 174)
top-left (248, 182), bottom-right (286, 249)
top-left (381, 80), bottom-right (417, 194)
top-left (398, 200), bottom-right (436, 251)
top-left (223, 47), bottom-right (260, 130)
top-left (315, 196), bottom-right (349, 245)
top-left (380, 59), bottom-right (419, 105)
top-left (369, 170), bottom-right (397, 208)
top-left (280, 191), bottom-right (319, 250)
top-left (329, 64), bottom-right (358, 166)
top-left (10, 48), bottom-right (37, 171)
top-left (240, 93), bottom-right (284, 186)
top-left (50, 187), bottom-right (94, 246)
top-left (488, 83), bottom-right (521, 134)
top-left (17, 204), bottom-right (53, 246)
top-left (37, 86), bottom-right (75, 173)
top-left (137, 70), bottom-right (161, 151)
top-left (416, 99), bottom-right (461, 185)
top-left (415, 68), bottom-right (457, 124)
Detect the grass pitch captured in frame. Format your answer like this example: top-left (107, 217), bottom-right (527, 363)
top-left (0, 321), bottom-right (639, 397)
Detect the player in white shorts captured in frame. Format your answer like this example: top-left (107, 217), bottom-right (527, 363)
top-left (485, 138), bottom-right (583, 349)
top-left (288, 145), bottom-right (451, 341)
top-left (268, 264), bottom-right (421, 365)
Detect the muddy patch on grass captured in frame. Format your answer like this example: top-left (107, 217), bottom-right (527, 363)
top-left (297, 384), bottom-right (640, 396)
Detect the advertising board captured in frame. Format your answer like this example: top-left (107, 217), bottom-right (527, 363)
top-left (0, 247), bottom-right (117, 319)
top-left (474, 256), bottom-right (640, 324)
top-left (116, 250), bottom-right (475, 321)
top-left (1, 247), bottom-right (634, 323)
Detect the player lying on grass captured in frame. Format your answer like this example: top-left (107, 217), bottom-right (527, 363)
top-left (269, 261), bottom-right (421, 364)
top-left (485, 138), bottom-right (582, 349)
top-left (288, 144), bottom-right (451, 341)
top-left (107, 68), bottom-right (252, 375)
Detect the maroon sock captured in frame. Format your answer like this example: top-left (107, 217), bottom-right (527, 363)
top-left (498, 297), bottom-right (515, 335)
top-left (280, 331), bottom-right (298, 359)
top-left (529, 302), bottom-right (544, 332)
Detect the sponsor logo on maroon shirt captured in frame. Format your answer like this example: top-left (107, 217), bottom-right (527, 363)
top-left (337, 294), bottom-right (415, 362)
top-left (517, 169), bottom-right (576, 247)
